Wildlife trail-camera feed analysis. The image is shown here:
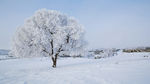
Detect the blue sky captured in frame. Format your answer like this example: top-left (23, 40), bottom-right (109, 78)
top-left (0, 0), bottom-right (150, 49)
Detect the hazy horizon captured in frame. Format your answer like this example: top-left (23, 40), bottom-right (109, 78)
top-left (0, 0), bottom-right (150, 49)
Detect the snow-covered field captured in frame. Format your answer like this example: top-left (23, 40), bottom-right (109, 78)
top-left (0, 52), bottom-right (150, 84)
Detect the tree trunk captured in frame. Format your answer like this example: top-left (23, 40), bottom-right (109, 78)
top-left (52, 59), bottom-right (57, 68)
top-left (51, 57), bottom-right (56, 68)
top-left (51, 45), bottom-right (62, 68)
top-left (52, 57), bottom-right (57, 68)
top-left (52, 54), bottom-right (58, 68)
top-left (52, 61), bottom-right (56, 68)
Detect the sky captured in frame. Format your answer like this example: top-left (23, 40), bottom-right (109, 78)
top-left (0, 0), bottom-right (150, 49)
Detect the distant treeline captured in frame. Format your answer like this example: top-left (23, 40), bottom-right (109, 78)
top-left (0, 49), bottom-right (10, 55)
top-left (123, 47), bottom-right (150, 53)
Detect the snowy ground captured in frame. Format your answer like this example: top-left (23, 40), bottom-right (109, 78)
top-left (0, 52), bottom-right (150, 84)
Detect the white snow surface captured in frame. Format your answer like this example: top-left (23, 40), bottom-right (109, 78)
top-left (0, 52), bottom-right (150, 84)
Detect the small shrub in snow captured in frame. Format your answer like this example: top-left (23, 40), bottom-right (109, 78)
top-left (94, 49), bottom-right (118, 59)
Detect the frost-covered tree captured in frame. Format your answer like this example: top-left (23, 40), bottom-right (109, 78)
top-left (11, 9), bottom-right (86, 67)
